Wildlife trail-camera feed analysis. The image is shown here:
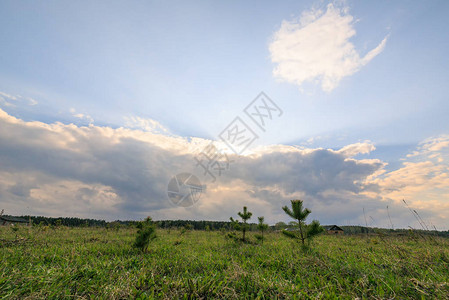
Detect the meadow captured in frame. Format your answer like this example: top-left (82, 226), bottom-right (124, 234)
top-left (1, 226), bottom-right (449, 299)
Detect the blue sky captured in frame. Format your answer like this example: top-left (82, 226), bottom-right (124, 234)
top-left (1, 1), bottom-right (449, 228)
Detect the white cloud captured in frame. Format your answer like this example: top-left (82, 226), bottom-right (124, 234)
top-left (337, 142), bottom-right (375, 157)
top-left (0, 91), bottom-right (38, 107)
top-left (124, 116), bottom-right (169, 134)
top-left (70, 108), bottom-right (94, 124)
top-left (73, 113), bottom-right (94, 124)
top-left (269, 3), bottom-right (388, 92)
top-left (1, 108), bottom-right (448, 229)
top-left (0, 92), bottom-right (18, 101)
top-left (366, 135), bottom-right (449, 229)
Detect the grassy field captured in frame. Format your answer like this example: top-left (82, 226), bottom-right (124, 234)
top-left (1, 226), bottom-right (449, 299)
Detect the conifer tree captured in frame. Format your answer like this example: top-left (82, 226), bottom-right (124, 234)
top-left (282, 200), bottom-right (323, 245)
top-left (257, 216), bottom-right (269, 244)
top-left (133, 216), bottom-right (156, 252)
top-left (230, 206), bottom-right (252, 242)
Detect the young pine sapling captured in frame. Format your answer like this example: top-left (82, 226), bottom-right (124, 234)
top-left (133, 216), bottom-right (156, 252)
top-left (230, 206), bottom-right (252, 242)
top-left (282, 200), bottom-right (323, 245)
top-left (256, 216), bottom-right (269, 244)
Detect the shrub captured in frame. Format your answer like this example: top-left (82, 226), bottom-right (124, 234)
top-left (133, 216), bottom-right (156, 252)
top-left (282, 200), bottom-right (324, 245)
top-left (230, 206), bottom-right (252, 242)
top-left (257, 216), bottom-right (269, 244)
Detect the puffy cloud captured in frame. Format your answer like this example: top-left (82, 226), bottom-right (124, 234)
top-left (366, 135), bottom-right (449, 228)
top-left (269, 4), bottom-right (388, 92)
top-left (0, 109), bottom-right (187, 219)
top-left (124, 115), bottom-right (170, 134)
top-left (336, 142), bottom-right (376, 157)
top-left (0, 108), bottom-right (448, 229)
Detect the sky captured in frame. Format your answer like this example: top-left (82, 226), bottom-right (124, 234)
top-left (1, 0), bottom-right (449, 229)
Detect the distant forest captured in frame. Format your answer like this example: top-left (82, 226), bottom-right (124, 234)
top-left (9, 215), bottom-right (449, 237)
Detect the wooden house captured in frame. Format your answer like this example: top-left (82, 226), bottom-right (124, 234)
top-left (323, 225), bottom-right (344, 235)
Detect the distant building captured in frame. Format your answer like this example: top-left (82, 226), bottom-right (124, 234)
top-left (323, 225), bottom-right (344, 235)
top-left (284, 225), bottom-right (344, 235)
top-left (0, 216), bottom-right (29, 226)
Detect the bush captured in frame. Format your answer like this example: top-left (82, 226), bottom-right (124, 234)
top-left (133, 217), bottom-right (156, 252)
top-left (282, 200), bottom-right (324, 245)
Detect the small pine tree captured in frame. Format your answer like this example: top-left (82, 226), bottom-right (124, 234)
top-left (133, 216), bottom-right (156, 252)
top-left (230, 206), bottom-right (252, 242)
top-left (282, 200), bottom-right (323, 245)
top-left (257, 216), bottom-right (269, 244)
top-left (229, 217), bottom-right (240, 231)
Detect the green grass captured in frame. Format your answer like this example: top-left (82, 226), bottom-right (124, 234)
top-left (1, 226), bottom-right (449, 299)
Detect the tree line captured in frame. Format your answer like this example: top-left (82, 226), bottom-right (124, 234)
top-left (11, 214), bottom-right (449, 238)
